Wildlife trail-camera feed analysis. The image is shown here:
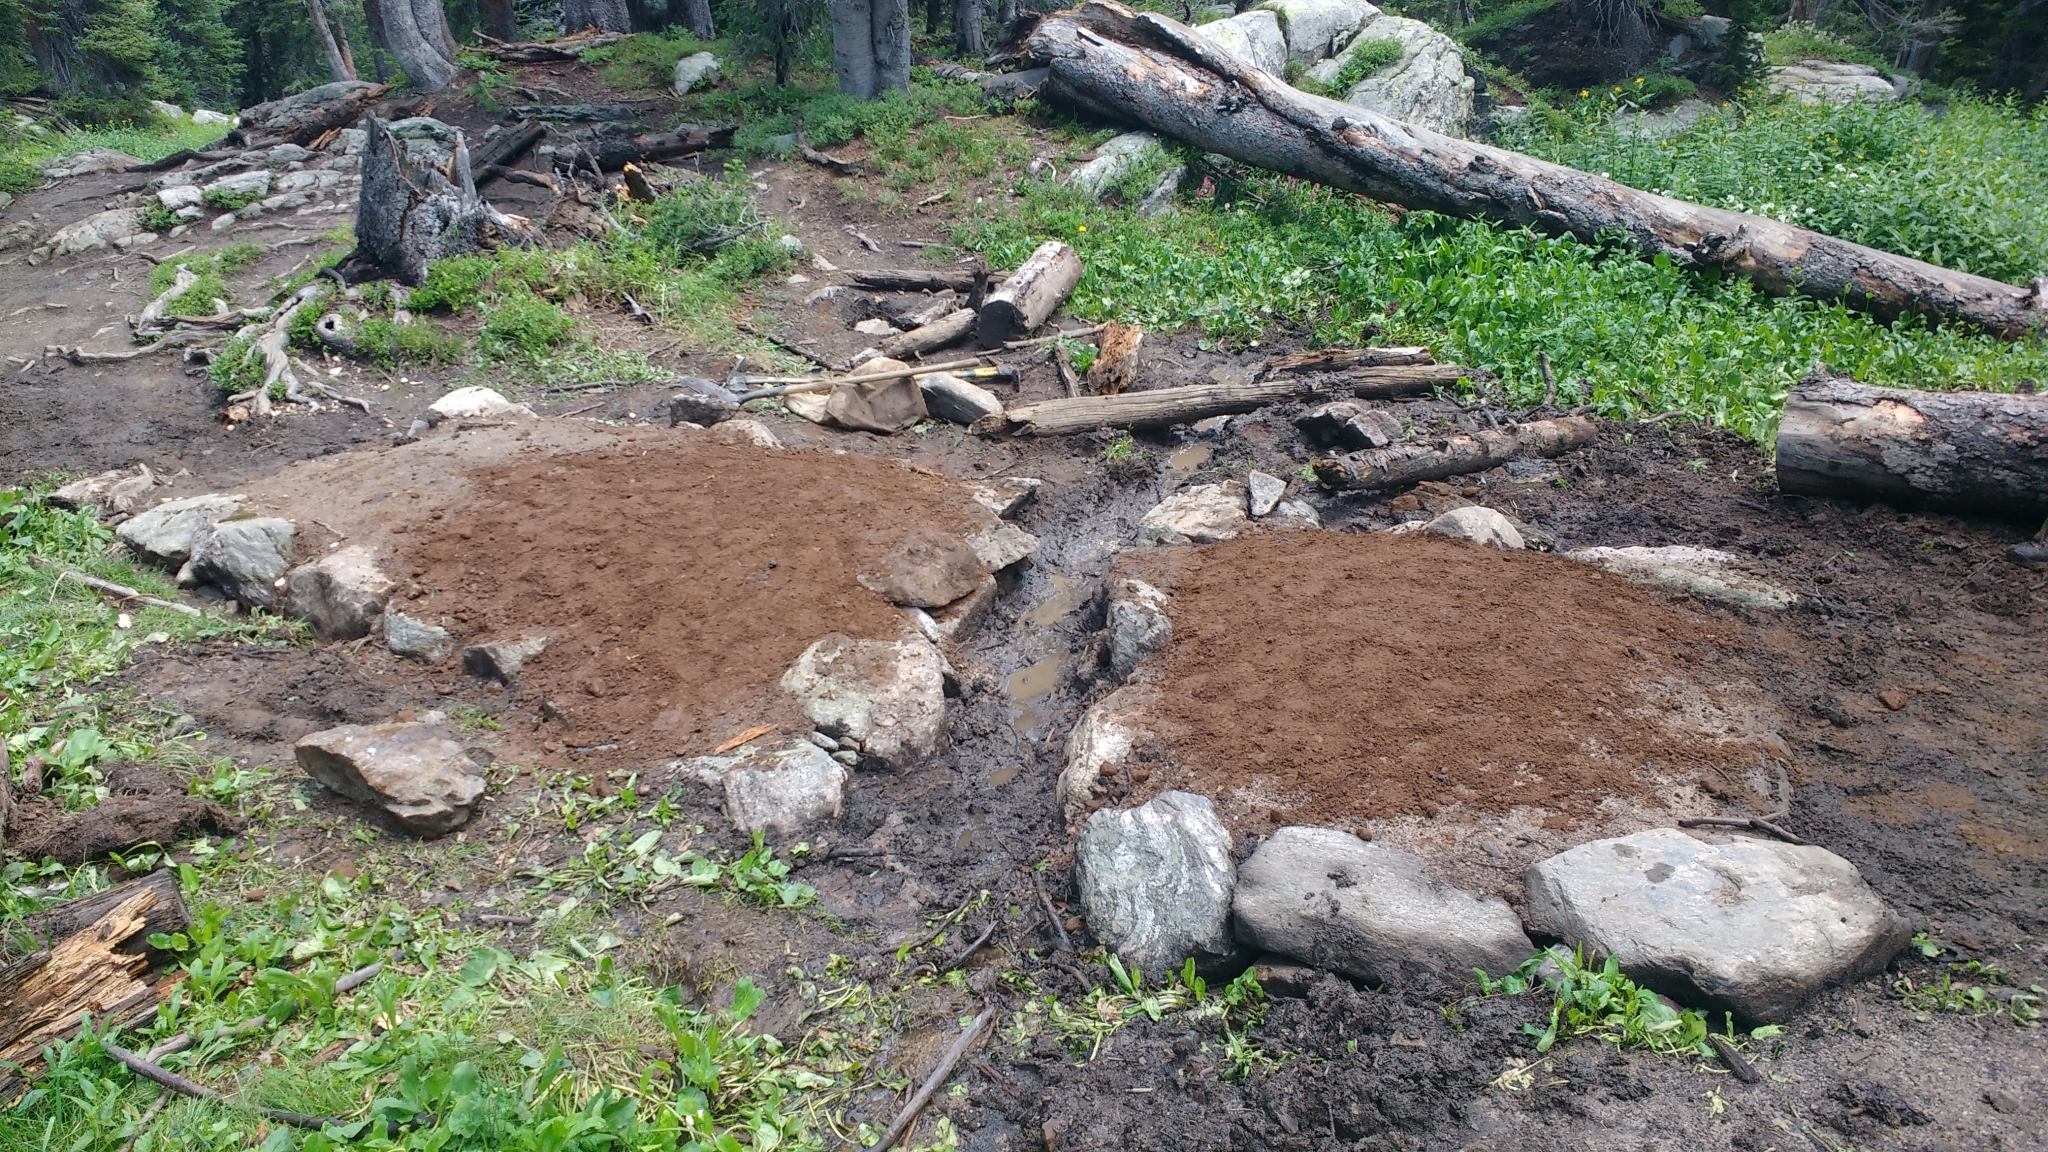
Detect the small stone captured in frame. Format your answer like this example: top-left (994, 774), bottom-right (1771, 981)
top-left (1525, 828), bottom-right (1913, 1019)
top-left (706, 418), bottom-right (781, 450)
top-left (1107, 578), bottom-right (1172, 682)
top-left (971, 477), bottom-right (1041, 520)
top-left (384, 610), bottom-right (454, 662)
top-left (1268, 499), bottom-right (1321, 528)
top-left (781, 634), bottom-right (949, 770)
top-left (1565, 545), bottom-right (1795, 610)
top-left (1877, 689), bottom-right (1907, 711)
top-left (804, 285), bottom-right (845, 306)
top-left (116, 493), bottom-right (246, 568)
top-left (1984, 1090), bottom-right (2022, 1115)
top-left (853, 318), bottom-right (901, 337)
top-left (1295, 401), bottom-right (1402, 449)
top-left (188, 516), bottom-right (295, 608)
top-left (267, 143), bottom-right (312, 165)
top-left (1233, 826), bottom-right (1533, 988)
top-left (966, 523), bottom-right (1039, 572)
top-left (1422, 506), bottom-right (1524, 550)
top-left (463, 637), bottom-right (548, 683)
top-left (193, 108), bottom-right (233, 125)
top-left (1251, 957), bottom-right (1321, 998)
top-left (918, 372), bottom-right (1004, 424)
top-left (683, 739), bottom-right (845, 837)
top-left (858, 529), bottom-right (989, 608)
top-left (1135, 482), bottom-right (1250, 546)
top-left (775, 233), bottom-right (803, 254)
top-left (1076, 791), bottom-right (1244, 976)
top-left (295, 720), bottom-right (488, 837)
top-left (157, 184), bottom-right (204, 210)
top-left (836, 735), bottom-right (862, 752)
top-left (283, 545), bottom-right (396, 640)
top-left (671, 51), bottom-right (720, 94)
top-left (832, 749), bottom-right (860, 766)
top-left (1246, 470), bottom-right (1287, 518)
top-left (47, 465), bottom-right (157, 516)
top-left (808, 731), bottom-right (838, 750)
top-left (1056, 685), bottom-right (1148, 821)
top-left (428, 386), bottom-right (535, 422)
top-left (669, 377), bottom-right (740, 427)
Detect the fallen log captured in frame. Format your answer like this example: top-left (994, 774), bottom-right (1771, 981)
top-left (1312, 416), bottom-right (1597, 490)
top-left (473, 119), bottom-right (545, 176)
top-left (1775, 370), bottom-right (2048, 518)
top-left (975, 365), bottom-right (1467, 435)
top-left (589, 126), bottom-right (736, 172)
top-left (852, 269), bottom-right (1002, 293)
top-left (475, 28), bottom-right (625, 62)
top-left (227, 80), bottom-right (391, 149)
top-left (1260, 346), bottom-right (1434, 375)
top-left (979, 241), bottom-right (1081, 347)
top-left (881, 308), bottom-right (977, 359)
top-left (10, 869), bottom-right (191, 971)
top-left (0, 886), bottom-right (163, 1069)
top-left (1023, 2), bottom-right (2048, 340)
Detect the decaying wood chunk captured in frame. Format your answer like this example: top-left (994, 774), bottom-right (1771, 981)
top-left (1776, 370), bottom-right (2048, 517)
top-left (11, 868), bottom-right (191, 972)
top-left (0, 886), bottom-right (163, 1068)
top-left (881, 309), bottom-right (978, 359)
top-left (1312, 417), bottom-right (1597, 490)
top-left (339, 115), bottom-right (533, 287)
top-left (1086, 321), bottom-right (1143, 395)
top-left (1022, 2), bottom-right (2048, 340)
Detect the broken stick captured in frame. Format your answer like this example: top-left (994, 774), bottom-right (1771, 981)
top-left (862, 1004), bottom-right (997, 1152)
top-left (731, 355), bottom-right (992, 402)
top-left (33, 559), bottom-right (203, 617)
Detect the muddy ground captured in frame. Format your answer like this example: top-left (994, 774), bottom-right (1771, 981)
top-left (4, 71), bottom-right (2047, 1152)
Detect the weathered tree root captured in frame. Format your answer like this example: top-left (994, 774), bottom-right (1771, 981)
top-left (222, 284), bottom-right (370, 416)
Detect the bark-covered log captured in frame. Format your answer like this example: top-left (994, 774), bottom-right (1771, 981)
top-left (975, 365), bottom-right (1468, 435)
top-left (363, 0), bottom-right (460, 93)
top-left (1023, 2), bottom-right (2048, 340)
top-left (881, 308), bottom-right (977, 358)
top-left (1775, 371), bottom-right (2048, 517)
top-left (228, 81), bottom-right (390, 148)
top-left (341, 116), bottom-right (532, 286)
top-left (1313, 417), bottom-right (1597, 489)
top-left (979, 240), bottom-right (1082, 347)
top-left (589, 126), bottom-right (737, 171)
top-left (472, 119), bottom-right (545, 181)
top-left (852, 269), bottom-right (1005, 293)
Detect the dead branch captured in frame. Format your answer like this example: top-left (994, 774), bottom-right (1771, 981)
top-left (475, 29), bottom-right (626, 62)
top-left (1259, 346), bottom-right (1435, 376)
top-left (862, 1004), bottom-right (997, 1152)
top-left (32, 558), bottom-right (203, 616)
top-left (50, 331), bottom-right (200, 365)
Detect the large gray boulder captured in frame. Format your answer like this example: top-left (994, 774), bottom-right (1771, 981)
top-left (1525, 828), bottom-right (1914, 1020)
top-left (1198, 10), bottom-right (1288, 75)
top-left (40, 208), bottom-right (150, 259)
top-left (1076, 791), bottom-right (1243, 976)
top-left (47, 465), bottom-right (158, 516)
top-left (781, 634), bottom-right (949, 770)
top-left (116, 494), bottom-right (245, 568)
top-left (1258, 0), bottom-right (1373, 62)
top-left (1107, 578), bottom-right (1173, 682)
top-left (684, 739), bottom-right (847, 838)
top-left (295, 720), bottom-right (488, 836)
top-left (283, 546), bottom-right (397, 640)
top-left (1135, 482), bottom-right (1249, 546)
top-left (189, 517), bottom-right (295, 607)
top-left (1768, 60), bottom-right (1902, 104)
top-left (1233, 826), bottom-right (1532, 987)
top-left (1067, 132), bottom-right (1166, 197)
top-left (1566, 545), bottom-right (1795, 611)
top-left (1306, 8), bottom-right (1476, 137)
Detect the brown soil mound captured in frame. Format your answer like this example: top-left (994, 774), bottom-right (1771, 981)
top-left (1128, 531), bottom-right (1767, 830)
top-left (395, 439), bottom-right (987, 754)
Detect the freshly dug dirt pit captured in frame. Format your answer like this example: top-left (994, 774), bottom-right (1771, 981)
top-left (1125, 531), bottom-right (1781, 837)
top-left (237, 422), bottom-right (1003, 757)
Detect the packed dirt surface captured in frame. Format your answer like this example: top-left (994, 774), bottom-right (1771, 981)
top-left (1125, 531), bottom-right (1767, 830)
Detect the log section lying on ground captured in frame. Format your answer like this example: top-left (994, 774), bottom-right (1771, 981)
top-left (974, 364), bottom-right (1471, 436)
top-left (590, 126), bottom-right (736, 172)
top-left (0, 883), bottom-right (168, 1069)
top-left (1261, 346), bottom-right (1434, 375)
top-left (979, 241), bottom-right (1082, 347)
top-left (1022, 2), bottom-right (2048, 340)
top-left (852, 269), bottom-right (1007, 293)
top-left (226, 80), bottom-right (391, 149)
top-left (882, 309), bottom-right (978, 359)
top-left (12, 868), bottom-right (190, 970)
top-left (475, 29), bottom-right (625, 62)
top-left (1775, 370), bottom-right (2048, 517)
top-left (1313, 416), bottom-right (1597, 489)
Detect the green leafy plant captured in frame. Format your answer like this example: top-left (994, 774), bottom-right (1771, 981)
top-left (1516, 948), bottom-right (1711, 1056)
top-left (201, 183), bottom-right (264, 212)
top-left (479, 292), bottom-right (574, 362)
top-left (148, 242), bottom-right (263, 317)
top-left (1761, 20), bottom-right (1888, 67)
top-left (1894, 960), bottom-right (2043, 1026)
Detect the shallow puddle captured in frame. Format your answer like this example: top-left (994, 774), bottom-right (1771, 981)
top-left (1024, 573), bottom-right (1090, 627)
top-left (1005, 655), bottom-right (1063, 734)
top-left (1164, 443), bottom-right (1212, 480)
top-left (986, 764), bottom-right (1020, 787)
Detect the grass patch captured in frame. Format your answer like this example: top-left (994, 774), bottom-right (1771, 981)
top-left (148, 242), bottom-right (263, 317)
top-left (1500, 90), bottom-right (2048, 285)
top-left (201, 183), bottom-right (264, 212)
top-left (0, 116), bottom-right (227, 195)
top-left (355, 317), bottom-right (468, 366)
top-left (1761, 20), bottom-right (1889, 68)
top-left (581, 28), bottom-right (725, 92)
top-left (479, 292), bottom-right (575, 361)
top-left (1293, 37), bottom-right (1405, 97)
top-left (957, 161), bottom-right (2048, 444)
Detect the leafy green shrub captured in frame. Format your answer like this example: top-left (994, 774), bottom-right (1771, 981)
top-left (138, 201), bottom-right (180, 233)
top-left (1501, 91), bottom-right (2048, 285)
top-left (637, 171), bottom-right (764, 257)
top-left (731, 74), bottom-right (986, 156)
top-left (1480, 949), bottom-right (1721, 1055)
top-left (1337, 38), bottom-right (1405, 86)
top-left (1633, 72), bottom-right (1697, 106)
top-left (207, 331), bottom-right (263, 395)
top-left (408, 254), bottom-right (500, 312)
top-left (201, 183), bottom-right (263, 212)
top-left (1762, 20), bottom-right (1887, 67)
top-left (480, 292), bottom-right (573, 361)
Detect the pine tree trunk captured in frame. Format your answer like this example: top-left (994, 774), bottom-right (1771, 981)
top-left (872, 0), bottom-right (911, 93)
top-left (479, 0), bottom-right (519, 41)
top-left (672, 0), bottom-right (713, 38)
top-left (1020, 1), bottom-right (2048, 340)
top-left (956, 0), bottom-right (984, 56)
top-left (564, 0), bottom-right (632, 33)
top-left (304, 0), bottom-right (357, 80)
top-left (831, 0), bottom-right (878, 98)
top-left (363, 0), bottom-right (460, 92)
